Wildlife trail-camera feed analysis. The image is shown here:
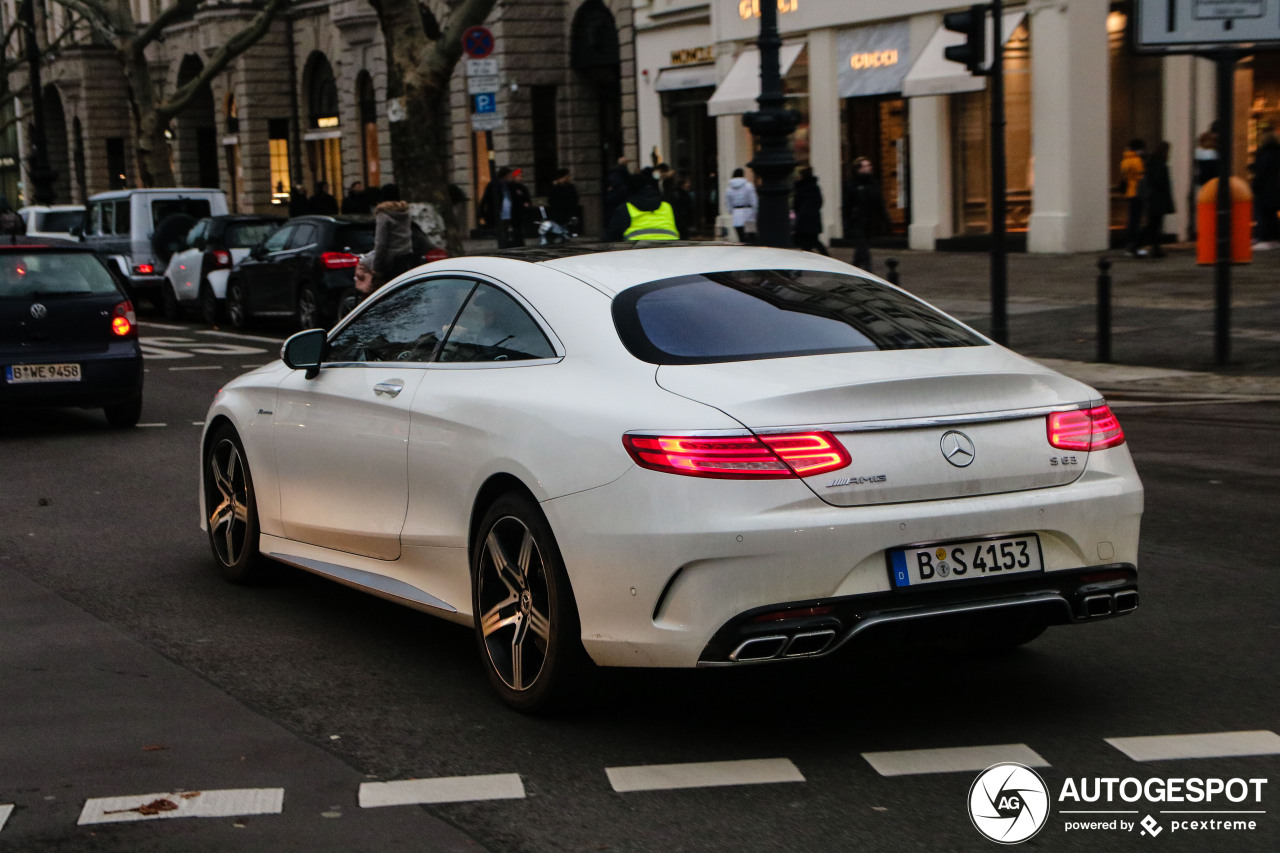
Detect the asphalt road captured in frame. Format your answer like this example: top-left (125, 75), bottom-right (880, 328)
top-left (1, 316), bottom-right (1277, 852)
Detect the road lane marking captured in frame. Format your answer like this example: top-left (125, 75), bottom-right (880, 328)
top-left (1106, 730), bottom-right (1280, 762)
top-left (0, 804), bottom-right (12, 832)
top-left (198, 330), bottom-right (285, 344)
top-left (861, 744), bottom-right (1048, 777)
top-left (606, 758), bottom-right (804, 793)
top-left (78, 788), bottom-right (283, 825)
top-left (359, 774), bottom-right (524, 807)
top-left (137, 423), bottom-right (167, 428)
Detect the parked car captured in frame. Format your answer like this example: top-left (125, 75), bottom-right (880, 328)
top-left (224, 215), bottom-right (376, 330)
top-left (1, 242), bottom-right (143, 427)
top-left (161, 214), bottom-right (283, 322)
top-left (200, 243), bottom-right (1144, 712)
top-left (18, 205), bottom-right (86, 240)
top-left (80, 189), bottom-right (228, 306)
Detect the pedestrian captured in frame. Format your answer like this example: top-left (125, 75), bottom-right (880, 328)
top-left (509, 169), bottom-right (533, 243)
top-left (372, 199), bottom-right (415, 282)
top-left (546, 168), bottom-right (582, 229)
top-left (0, 196), bottom-right (26, 241)
top-left (288, 184), bottom-right (310, 216)
top-left (341, 181), bottom-right (369, 215)
top-left (602, 172), bottom-right (679, 242)
top-left (670, 172), bottom-right (696, 239)
top-left (478, 168), bottom-right (528, 248)
top-left (380, 183), bottom-right (401, 202)
top-left (724, 168), bottom-right (758, 243)
top-left (792, 167), bottom-right (828, 255)
top-left (1251, 128), bottom-right (1280, 249)
top-left (603, 156), bottom-right (630, 229)
top-left (841, 156), bottom-right (888, 270)
top-left (1193, 130), bottom-right (1218, 189)
top-left (311, 181), bottom-right (339, 215)
top-left (337, 252), bottom-right (382, 321)
top-left (1121, 139), bottom-right (1146, 256)
top-left (1137, 140), bottom-right (1174, 258)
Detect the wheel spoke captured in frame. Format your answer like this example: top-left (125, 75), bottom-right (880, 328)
top-left (510, 632), bottom-right (524, 690)
top-left (479, 597), bottom-right (521, 638)
top-left (516, 528), bottom-right (534, 583)
top-left (527, 606), bottom-right (551, 645)
top-left (485, 530), bottom-right (524, 596)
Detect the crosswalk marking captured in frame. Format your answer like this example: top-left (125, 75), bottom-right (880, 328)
top-left (1105, 730), bottom-right (1280, 762)
top-left (606, 758), bottom-right (804, 793)
top-left (359, 774), bottom-right (525, 807)
top-left (78, 788), bottom-right (284, 825)
top-left (862, 744), bottom-right (1049, 777)
top-left (0, 804), bottom-right (12, 832)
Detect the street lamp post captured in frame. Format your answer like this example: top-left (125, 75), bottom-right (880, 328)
top-left (742, 0), bottom-right (798, 248)
top-left (20, 0), bottom-right (57, 205)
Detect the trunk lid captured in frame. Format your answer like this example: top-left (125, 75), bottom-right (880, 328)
top-left (656, 347), bottom-right (1096, 507)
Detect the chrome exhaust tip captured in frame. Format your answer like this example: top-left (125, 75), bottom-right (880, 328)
top-left (784, 629), bottom-right (837, 657)
top-left (1114, 590), bottom-right (1139, 612)
top-left (729, 635), bottom-right (788, 662)
top-left (1083, 593), bottom-right (1114, 617)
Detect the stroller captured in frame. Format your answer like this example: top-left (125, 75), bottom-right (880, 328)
top-left (535, 206), bottom-right (578, 245)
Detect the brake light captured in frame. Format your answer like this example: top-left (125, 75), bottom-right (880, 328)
top-left (1047, 405), bottom-right (1125, 451)
top-left (622, 432), bottom-right (850, 479)
top-left (133, 263), bottom-right (154, 275)
top-left (425, 248), bottom-right (449, 262)
top-left (211, 249), bottom-right (232, 268)
top-left (321, 251), bottom-right (359, 270)
top-left (111, 301), bottom-right (136, 337)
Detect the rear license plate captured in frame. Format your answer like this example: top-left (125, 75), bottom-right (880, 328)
top-left (5, 363), bottom-right (82, 383)
top-left (889, 534), bottom-right (1043, 588)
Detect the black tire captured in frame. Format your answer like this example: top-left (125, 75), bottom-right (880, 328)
top-left (152, 213), bottom-right (198, 265)
top-left (203, 424), bottom-right (268, 583)
top-left (296, 282), bottom-right (323, 330)
top-left (227, 279), bottom-right (250, 330)
top-left (161, 278), bottom-right (184, 321)
top-left (103, 395), bottom-right (142, 428)
top-left (472, 493), bottom-right (589, 713)
top-left (199, 282), bottom-right (223, 325)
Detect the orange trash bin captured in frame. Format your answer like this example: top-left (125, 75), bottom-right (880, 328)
top-left (1197, 177), bottom-right (1253, 264)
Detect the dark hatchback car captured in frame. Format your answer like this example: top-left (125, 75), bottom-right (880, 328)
top-left (226, 215), bottom-right (376, 330)
top-left (0, 244), bottom-right (144, 427)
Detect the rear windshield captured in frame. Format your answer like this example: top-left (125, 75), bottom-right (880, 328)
top-left (152, 198), bottom-right (212, 224)
top-left (39, 210), bottom-right (84, 233)
top-left (224, 221), bottom-right (280, 248)
top-left (612, 269), bottom-right (986, 365)
top-left (0, 252), bottom-right (120, 298)
top-left (334, 225), bottom-right (375, 255)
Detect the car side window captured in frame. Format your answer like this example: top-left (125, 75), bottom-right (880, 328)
top-left (262, 225), bottom-right (293, 253)
top-left (185, 220), bottom-right (208, 250)
top-left (115, 200), bottom-right (132, 235)
top-left (100, 202), bottom-right (114, 235)
top-left (288, 224), bottom-right (317, 250)
top-left (85, 203), bottom-right (101, 236)
top-left (438, 282), bottom-right (555, 363)
top-left (326, 277), bottom-right (476, 364)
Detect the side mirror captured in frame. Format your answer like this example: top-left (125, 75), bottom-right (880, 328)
top-left (281, 328), bottom-right (327, 379)
top-left (250, 244), bottom-right (267, 259)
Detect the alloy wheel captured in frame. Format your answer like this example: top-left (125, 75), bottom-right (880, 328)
top-left (207, 437), bottom-right (251, 567)
top-left (297, 286), bottom-right (320, 329)
top-left (477, 515), bottom-right (552, 692)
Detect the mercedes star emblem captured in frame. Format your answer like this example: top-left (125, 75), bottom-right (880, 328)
top-left (940, 430), bottom-right (976, 468)
top-left (30, 303), bottom-right (48, 319)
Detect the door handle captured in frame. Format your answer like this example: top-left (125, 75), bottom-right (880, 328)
top-left (373, 380), bottom-right (404, 398)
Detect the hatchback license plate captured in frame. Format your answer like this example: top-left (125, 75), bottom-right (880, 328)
top-left (889, 534), bottom-right (1043, 588)
top-left (5, 363), bottom-right (82, 383)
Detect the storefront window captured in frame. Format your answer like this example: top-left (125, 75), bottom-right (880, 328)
top-left (1109, 8), bottom-right (1163, 231)
top-left (841, 97), bottom-right (908, 234)
top-left (662, 85), bottom-right (719, 234)
top-left (950, 20), bottom-right (1032, 235)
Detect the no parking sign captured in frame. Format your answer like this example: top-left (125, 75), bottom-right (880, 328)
top-left (463, 26), bottom-right (495, 59)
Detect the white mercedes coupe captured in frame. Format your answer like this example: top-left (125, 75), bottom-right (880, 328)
top-left (200, 244), bottom-right (1143, 712)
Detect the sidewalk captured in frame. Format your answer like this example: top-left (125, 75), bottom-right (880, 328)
top-left (462, 237), bottom-right (1280, 398)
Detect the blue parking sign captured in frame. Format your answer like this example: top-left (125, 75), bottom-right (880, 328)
top-left (473, 93), bottom-right (496, 114)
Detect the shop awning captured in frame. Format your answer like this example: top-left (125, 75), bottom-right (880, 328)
top-left (902, 11), bottom-right (1026, 98)
top-left (706, 43), bottom-right (805, 117)
top-left (654, 64), bottom-right (718, 92)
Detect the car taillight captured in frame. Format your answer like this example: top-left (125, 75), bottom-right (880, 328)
top-left (321, 251), bottom-right (359, 270)
top-left (425, 248), bottom-right (449, 262)
top-left (211, 249), bottom-right (232, 268)
top-left (133, 263), bottom-right (154, 275)
top-left (111, 301), bottom-right (136, 337)
top-left (1047, 405), bottom-right (1125, 451)
top-left (622, 431), bottom-right (850, 479)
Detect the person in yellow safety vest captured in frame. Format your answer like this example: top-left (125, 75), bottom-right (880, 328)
top-left (603, 172), bottom-right (680, 241)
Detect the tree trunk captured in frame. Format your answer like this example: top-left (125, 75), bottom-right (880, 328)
top-left (119, 41), bottom-right (176, 187)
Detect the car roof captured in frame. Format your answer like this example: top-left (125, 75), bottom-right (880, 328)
top-left (18, 204), bottom-right (84, 213)
top-left (86, 188), bottom-right (225, 201)
top-left (468, 242), bottom-right (861, 296)
top-left (209, 214), bottom-right (284, 222)
top-left (0, 240), bottom-right (97, 251)
top-left (286, 214), bottom-right (373, 225)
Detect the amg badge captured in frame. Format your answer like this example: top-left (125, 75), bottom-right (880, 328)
top-left (827, 474), bottom-right (887, 487)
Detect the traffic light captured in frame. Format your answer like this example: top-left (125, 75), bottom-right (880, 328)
top-left (943, 4), bottom-right (988, 75)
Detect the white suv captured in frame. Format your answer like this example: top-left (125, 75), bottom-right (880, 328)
top-left (80, 189), bottom-right (228, 304)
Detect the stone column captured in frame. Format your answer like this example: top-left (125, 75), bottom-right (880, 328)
top-left (806, 28), bottom-right (841, 240)
top-left (1027, 0), bottom-right (1110, 253)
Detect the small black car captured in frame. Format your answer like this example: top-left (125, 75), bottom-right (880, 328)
top-left (161, 214), bottom-right (283, 323)
top-left (226, 215), bottom-right (376, 330)
top-left (0, 243), bottom-right (144, 427)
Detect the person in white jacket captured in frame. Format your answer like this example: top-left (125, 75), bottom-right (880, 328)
top-left (724, 168), bottom-right (758, 242)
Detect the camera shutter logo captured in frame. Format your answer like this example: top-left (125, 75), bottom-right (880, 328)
top-left (968, 762), bottom-right (1051, 844)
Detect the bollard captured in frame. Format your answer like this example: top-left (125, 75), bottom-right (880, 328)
top-left (1097, 257), bottom-right (1112, 364)
top-left (885, 257), bottom-right (900, 286)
